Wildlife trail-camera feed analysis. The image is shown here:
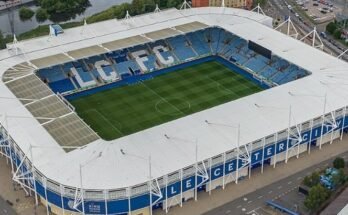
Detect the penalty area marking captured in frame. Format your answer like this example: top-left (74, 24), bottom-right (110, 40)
top-left (155, 99), bottom-right (191, 116)
top-left (205, 75), bottom-right (239, 96)
top-left (87, 109), bottom-right (123, 136)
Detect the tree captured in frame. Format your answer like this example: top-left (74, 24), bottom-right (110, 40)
top-left (131, 0), bottom-right (155, 15)
top-left (304, 184), bottom-right (330, 211)
top-left (333, 157), bottom-right (345, 169)
top-left (0, 31), bottom-right (6, 49)
top-left (36, 0), bottom-right (89, 14)
top-left (19, 7), bottom-right (35, 21)
top-left (36, 8), bottom-right (49, 22)
top-left (333, 29), bottom-right (342, 39)
top-left (253, 0), bottom-right (267, 7)
top-left (303, 172), bottom-right (320, 187)
top-left (332, 169), bottom-right (346, 187)
top-left (167, 0), bottom-right (183, 8)
top-left (326, 22), bottom-right (337, 35)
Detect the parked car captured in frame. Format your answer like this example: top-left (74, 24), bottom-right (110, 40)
top-left (320, 32), bottom-right (327, 38)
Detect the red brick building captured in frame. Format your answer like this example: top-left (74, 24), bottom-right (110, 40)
top-left (191, 0), bottom-right (253, 10)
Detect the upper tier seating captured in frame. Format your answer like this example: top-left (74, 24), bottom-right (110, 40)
top-left (167, 36), bottom-right (197, 61)
top-left (37, 66), bottom-right (66, 82)
top-left (106, 50), bottom-right (129, 63)
top-left (114, 60), bottom-right (141, 78)
top-left (186, 30), bottom-right (211, 56)
top-left (49, 79), bottom-right (76, 93)
top-left (36, 27), bottom-right (310, 94)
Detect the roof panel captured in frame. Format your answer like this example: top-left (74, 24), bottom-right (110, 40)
top-left (145, 28), bottom-right (180, 40)
top-left (102, 35), bottom-right (149, 51)
top-left (67, 45), bottom-right (106, 60)
top-left (174, 21), bottom-right (208, 33)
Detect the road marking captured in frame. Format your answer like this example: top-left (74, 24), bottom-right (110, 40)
top-left (297, 177), bottom-right (302, 180)
top-left (236, 205), bottom-right (242, 209)
top-left (288, 181), bottom-right (292, 185)
top-left (248, 200), bottom-right (253, 204)
top-left (268, 190), bottom-right (273, 194)
top-left (225, 210), bottom-right (231, 214)
top-left (278, 186), bottom-right (282, 189)
top-left (257, 195), bottom-right (263, 199)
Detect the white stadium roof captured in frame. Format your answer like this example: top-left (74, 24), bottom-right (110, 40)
top-left (1, 7), bottom-right (348, 190)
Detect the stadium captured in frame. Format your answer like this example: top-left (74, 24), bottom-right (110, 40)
top-left (0, 4), bottom-right (348, 215)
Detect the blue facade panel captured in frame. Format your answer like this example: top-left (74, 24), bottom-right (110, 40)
top-left (84, 201), bottom-right (107, 214)
top-left (107, 199), bottom-right (129, 214)
top-left (130, 194), bottom-right (150, 211)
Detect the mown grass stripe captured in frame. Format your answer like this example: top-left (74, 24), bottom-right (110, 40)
top-left (71, 61), bottom-right (263, 140)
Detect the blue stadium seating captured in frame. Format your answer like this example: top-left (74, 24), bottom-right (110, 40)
top-left (85, 55), bottom-right (106, 66)
top-left (149, 40), bottom-right (168, 49)
top-left (102, 65), bottom-right (115, 76)
top-left (75, 67), bottom-right (94, 82)
top-left (167, 36), bottom-right (197, 61)
top-left (48, 79), bottom-right (76, 93)
top-left (71, 77), bottom-right (81, 88)
top-left (244, 55), bottom-right (269, 73)
top-left (106, 50), bottom-right (129, 63)
top-left (36, 27), bottom-right (310, 94)
top-left (260, 66), bottom-right (278, 79)
top-left (143, 55), bottom-right (157, 72)
top-left (129, 44), bottom-right (149, 53)
top-left (37, 66), bottom-right (66, 82)
top-left (186, 31), bottom-right (210, 56)
top-left (114, 60), bottom-right (141, 77)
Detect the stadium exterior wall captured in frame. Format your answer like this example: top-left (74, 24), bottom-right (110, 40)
top-left (1, 106), bottom-right (348, 214)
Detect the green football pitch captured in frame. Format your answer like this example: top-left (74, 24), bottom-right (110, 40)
top-left (70, 61), bottom-right (263, 140)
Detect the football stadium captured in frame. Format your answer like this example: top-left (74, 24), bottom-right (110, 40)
top-left (0, 5), bottom-right (348, 215)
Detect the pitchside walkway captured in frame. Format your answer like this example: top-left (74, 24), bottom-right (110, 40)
top-left (156, 136), bottom-right (348, 215)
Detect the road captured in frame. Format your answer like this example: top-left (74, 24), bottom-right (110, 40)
top-left (204, 150), bottom-right (348, 215)
top-left (0, 197), bottom-right (17, 215)
top-left (268, 0), bottom-right (348, 61)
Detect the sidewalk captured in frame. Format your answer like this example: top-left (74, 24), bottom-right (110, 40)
top-left (156, 136), bottom-right (348, 215)
top-left (0, 155), bottom-right (46, 215)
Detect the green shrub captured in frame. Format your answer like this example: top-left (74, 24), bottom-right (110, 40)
top-left (303, 172), bottom-right (320, 187)
top-left (36, 8), bottom-right (49, 22)
top-left (333, 157), bottom-right (345, 169)
top-left (304, 184), bottom-right (330, 211)
top-left (19, 7), bottom-right (35, 21)
top-left (326, 22), bottom-right (337, 34)
top-left (36, 0), bottom-right (89, 14)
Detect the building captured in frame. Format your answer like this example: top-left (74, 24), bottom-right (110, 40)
top-left (191, 0), bottom-right (253, 9)
top-left (1, 6), bottom-right (348, 215)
